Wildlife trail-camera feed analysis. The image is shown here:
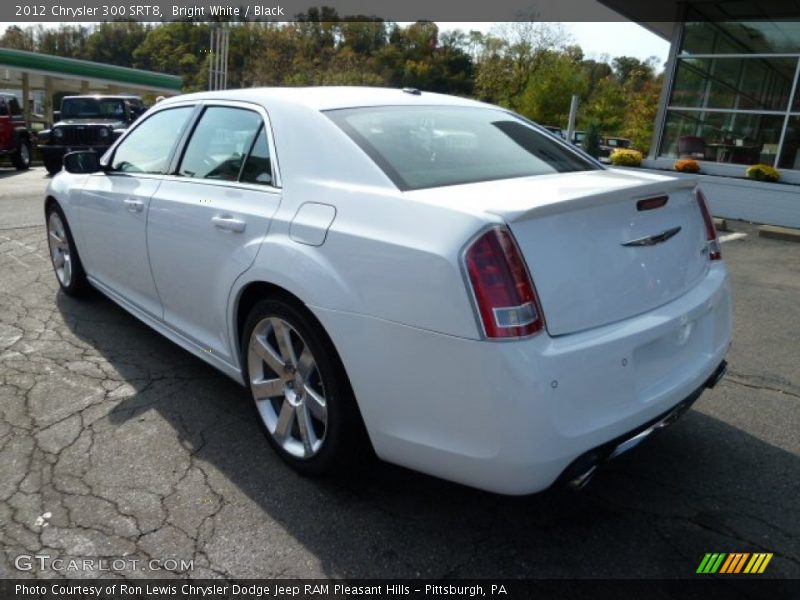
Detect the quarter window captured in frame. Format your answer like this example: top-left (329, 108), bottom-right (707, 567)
top-left (112, 107), bottom-right (193, 174)
top-left (178, 107), bottom-right (263, 181)
top-left (239, 126), bottom-right (273, 186)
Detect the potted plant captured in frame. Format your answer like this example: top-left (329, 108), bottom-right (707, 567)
top-left (745, 164), bottom-right (780, 182)
top-left (609, 149), bottom-right (643, 167)
top-left (674, 159), bottom-right (701, 173)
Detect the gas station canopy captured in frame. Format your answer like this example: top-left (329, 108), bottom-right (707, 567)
top-left (0, 47), bottom-right (182, 124)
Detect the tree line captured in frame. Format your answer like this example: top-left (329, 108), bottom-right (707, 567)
top-left (1, 13), bottom-right (663, 151)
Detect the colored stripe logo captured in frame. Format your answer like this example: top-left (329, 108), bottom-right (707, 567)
top-left (697, 552), bottom-right (773, 574)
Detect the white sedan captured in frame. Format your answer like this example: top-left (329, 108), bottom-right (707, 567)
top-left (44, 87), bottom-right (731, 495)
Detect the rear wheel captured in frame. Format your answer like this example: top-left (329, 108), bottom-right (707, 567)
top-left (12, 138), bottom-right (31, 170)
top-left (242, 298), bottom-right (365, 475)
top-left (44, 155), bottom-right (62, 175)
top-left (46, 204), bottom-right (88, 296)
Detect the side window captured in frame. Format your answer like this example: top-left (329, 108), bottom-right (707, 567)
top-left (112, 107), bottom-right (193, 174)
top-left (239, 126), bottom-right (273, 186)
top-left (0, 99), bottom-right (8, 117)
top-left (178, 107), bottom-right (261, 181)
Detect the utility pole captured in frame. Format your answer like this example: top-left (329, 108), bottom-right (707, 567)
top-left (208, 26), bottom-right (230, 91)
top-left (566, 94), bottom-right (579, 144)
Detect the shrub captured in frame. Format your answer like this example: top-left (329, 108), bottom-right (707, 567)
top-left (746, 163), bottom-right (780, 182)
top-left (584, 123), bottom-right (601, 159)
top-left (610, 148), bottom-right (643, 167)
top-left (674, 159), bottom-right (701, 173)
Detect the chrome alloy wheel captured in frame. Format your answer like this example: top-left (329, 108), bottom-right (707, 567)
top-left (47, 211), bottom-right (72, 287)
top-left (247, 317), bottom-right (328, 459)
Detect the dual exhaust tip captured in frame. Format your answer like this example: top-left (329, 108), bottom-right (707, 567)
top-left (562, 360), bottom-right (727, 491)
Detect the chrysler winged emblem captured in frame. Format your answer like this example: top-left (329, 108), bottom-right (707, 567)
top-left (621, 226), bottom-right (682, 247)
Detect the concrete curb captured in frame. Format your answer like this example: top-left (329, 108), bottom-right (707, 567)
top-left (758, 225), bottom-right (800, 243)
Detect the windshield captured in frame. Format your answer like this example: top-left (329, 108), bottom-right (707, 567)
top-left (61, 98), bottom-right (127, 120)
top-left (327, 106), bottom-right (597, 191)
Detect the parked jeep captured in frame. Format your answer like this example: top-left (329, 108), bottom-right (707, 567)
top-left (0, 93), bottom-right (33, 170)
top-left (38, 95), bottom-right (146, 174)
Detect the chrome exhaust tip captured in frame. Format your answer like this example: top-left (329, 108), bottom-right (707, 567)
top-left (567, 464), bottom-right (599, 490)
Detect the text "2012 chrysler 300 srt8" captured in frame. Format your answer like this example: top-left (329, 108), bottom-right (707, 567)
top-left (44, 87), bottom-right (731, 494)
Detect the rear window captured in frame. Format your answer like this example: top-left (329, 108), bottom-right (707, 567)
top-left (326, 106), bottom-right (598, 191)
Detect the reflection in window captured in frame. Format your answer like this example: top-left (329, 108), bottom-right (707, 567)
top-left (328, 106), bottom-right (597, 191)
top-left (239, 126), bottom-right (273, 186)
top-left (681, 20), bottom-right (800, 55)
top-left (112, 107), bottom-right (193, 174)
top-left (670, 57), bottom-right (795, 112)
top-left (779, 117), bottom-right (800, 170)
top-left (794, 82), bottom-right (800, 113)
top-left (179, 107), bottom-right (262, 181)
top-left (660, 110), bottom-right (785, 165)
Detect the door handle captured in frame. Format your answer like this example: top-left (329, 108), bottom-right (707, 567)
top-left (212, 215), bottom-right (246, 233)
top-left (123, 198), bottom-right (144, 212)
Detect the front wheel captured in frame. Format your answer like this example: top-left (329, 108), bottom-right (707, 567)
top-left (242, 299), bottom-right (366, 476)
top-left (44, 154), bottom-right (62, 175)
top-left (46, 205), bottom-right (88, 296)
top-left (12, 139), bottom-right (31, 170)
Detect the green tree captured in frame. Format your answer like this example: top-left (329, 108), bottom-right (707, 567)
top-left (83, 23), bottom-right (151, 67)
top-left (0, 25), bottom-right (36, 51)
top-left (516, 50), bottom-right (586, 126)
top-left (132, 22), bottom-right (212, 92)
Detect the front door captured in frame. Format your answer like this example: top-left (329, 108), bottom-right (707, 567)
top-left (79, 106), bottom-right (194, 317)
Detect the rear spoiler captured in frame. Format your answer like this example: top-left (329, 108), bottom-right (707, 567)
top-left (492, 172), bottom-right (699, 223)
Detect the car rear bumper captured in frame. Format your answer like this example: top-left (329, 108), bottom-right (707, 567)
top-left (312, 262), bottom-right (732, 495)
top-left (558, 359), bottom-right (726, 490)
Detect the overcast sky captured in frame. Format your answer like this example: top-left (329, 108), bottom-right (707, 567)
top-left (1, 21), bottom-right (670, 66)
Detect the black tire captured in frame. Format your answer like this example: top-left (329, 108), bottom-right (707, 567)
top-left (241, 298), bottom-right (367, 476)
top-left (44, 155), bottom-right (62, 175)
top-left (45, 203), bottom-right (89, 296)
top-left (11, 138), bottom-right (31, 170)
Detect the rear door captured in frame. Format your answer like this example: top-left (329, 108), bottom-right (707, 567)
top-left (146, 102), bottom-right (281, 364)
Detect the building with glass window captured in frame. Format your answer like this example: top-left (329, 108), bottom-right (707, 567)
top-left (600, 1), bottom-right (800, 225)
top-left (658, 18), bottom-right (800, 173)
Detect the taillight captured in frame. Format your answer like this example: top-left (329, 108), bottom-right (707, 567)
top-left (695, 188), bottom-right (721, 261)
top-left (463, 227), bottom-right (545, 339)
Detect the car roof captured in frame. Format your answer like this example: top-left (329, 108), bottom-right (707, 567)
top-left (158, 86), bottom-right (490, 112)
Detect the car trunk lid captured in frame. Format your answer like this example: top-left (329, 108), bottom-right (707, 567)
top-left (408, 169), bottom-right (709, 336)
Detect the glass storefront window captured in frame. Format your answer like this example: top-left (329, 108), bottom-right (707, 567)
top-left (794, 82), bottom-right (800, 112)
top-left (779, 116), bottom-right (800, 170)
top-left (670, 57), bottom-right (796, 111)
top-left (660, 110), bottom-right (785, 165)
top-left (681, 20), bottom-right (800, 55)
top-left (662, 16), bottom-right (800, 169)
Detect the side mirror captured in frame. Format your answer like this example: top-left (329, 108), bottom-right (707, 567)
top-left (52, 110), bottom-right (61, 123)
top-left (63, 151), bottom-right (102, 174)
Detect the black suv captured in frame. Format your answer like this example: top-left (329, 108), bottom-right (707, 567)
top-left (38, 95), bottom-right (146, 174)
top-left (0, 93), bottom-right (33, 170)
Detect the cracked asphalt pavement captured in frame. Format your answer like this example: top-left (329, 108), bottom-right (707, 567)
top-left (0, 167), bottom-right (798, 580)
